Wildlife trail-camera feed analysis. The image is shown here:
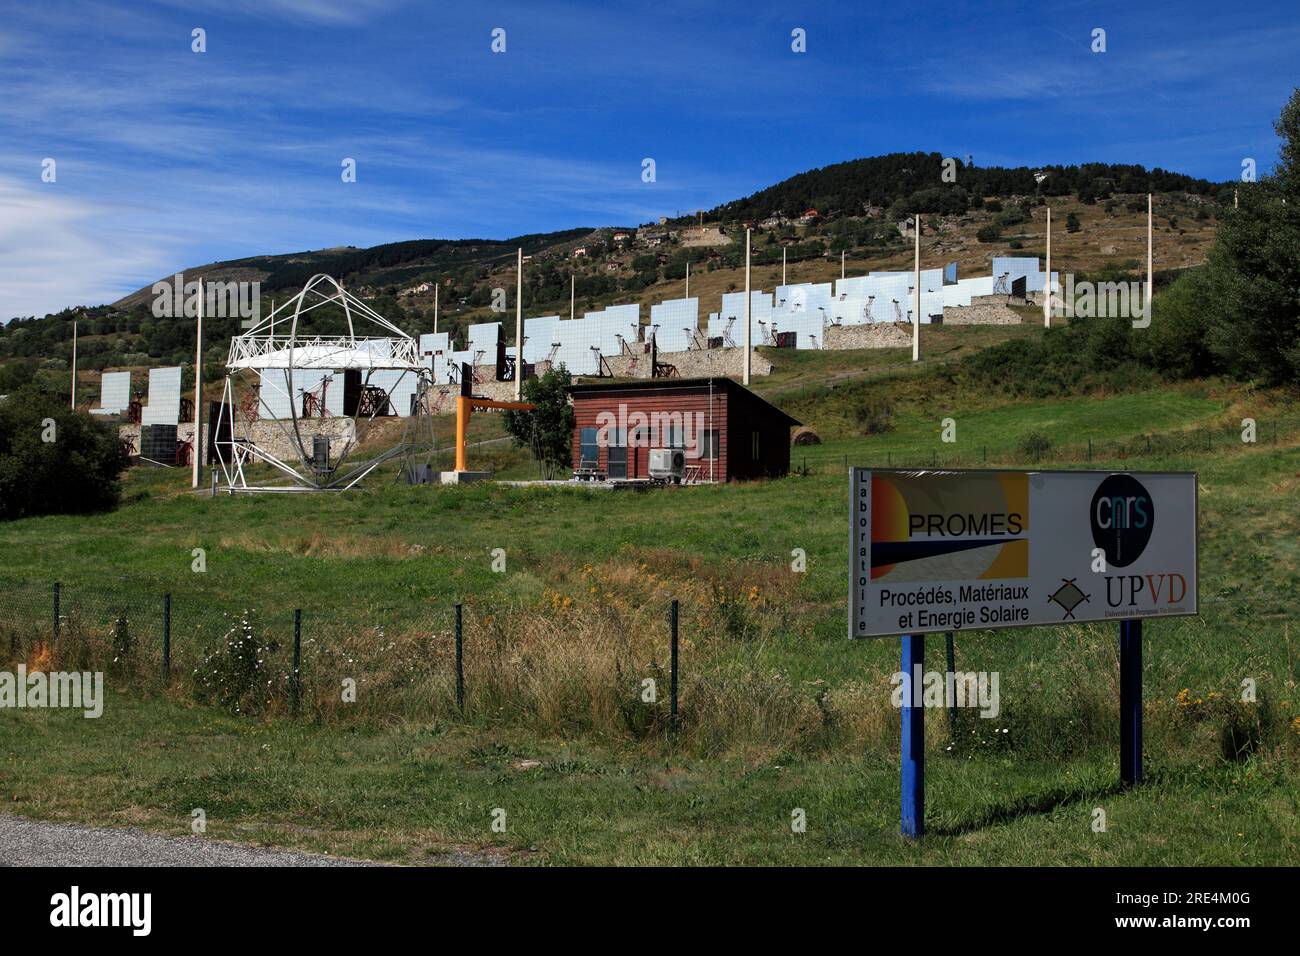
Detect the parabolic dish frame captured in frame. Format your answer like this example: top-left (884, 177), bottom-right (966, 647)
top-left (213, 274), bottom-right (437, 493)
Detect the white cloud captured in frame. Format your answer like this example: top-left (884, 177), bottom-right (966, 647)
top-left (0, 176), bottom-right (173, 319)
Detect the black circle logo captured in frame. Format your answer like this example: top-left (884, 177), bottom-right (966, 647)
top-left (1090, 475), bottom-right (1154, 568)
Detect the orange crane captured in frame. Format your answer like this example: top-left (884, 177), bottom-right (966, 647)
top-left (454, 362), bottom-right (534, 473)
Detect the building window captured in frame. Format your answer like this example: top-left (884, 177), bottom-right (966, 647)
top-left (580, 427), bottom-right (598, 468)
top-left (607, 427), bottom-right (628, 479)
top-left (701, 429), bottom-right (719, 460)
top-left (751, 430), bottom-right (760, 460)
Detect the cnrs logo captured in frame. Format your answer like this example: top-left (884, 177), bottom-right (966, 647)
top-left (1090, 474), bottom-right (1153, 567)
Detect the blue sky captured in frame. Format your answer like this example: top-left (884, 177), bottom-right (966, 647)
top-left (1, 0), bottom-right (1297, 320)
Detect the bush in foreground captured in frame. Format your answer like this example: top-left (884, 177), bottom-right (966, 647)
top-left (0, 387), bottom-right (129, 520)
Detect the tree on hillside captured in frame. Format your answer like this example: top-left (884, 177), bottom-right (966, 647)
top-left (501, 367), bottom-right (576, 480)
top-left (1202, 88), bottom-right (1300, 384)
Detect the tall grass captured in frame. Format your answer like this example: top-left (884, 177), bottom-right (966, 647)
top-left (2, 557), bottom-right (1289, 769)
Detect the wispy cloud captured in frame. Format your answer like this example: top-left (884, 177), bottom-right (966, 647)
top-left (2, 0), bottom-right (1296, 319)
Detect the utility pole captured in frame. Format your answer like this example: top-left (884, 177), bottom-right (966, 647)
top-left (743, 227), bottom-right (752, 386)
top-left (514, 247), bottom-right (523, 401)
top-left (685, 260), bottom-right (690, 299)
top-left (192, 280), bottom-right (203, 489)
top-left (1146, 193), bottom-right (1154, 316)
top-left (841, 250), bottom-right (845, 280)
top-left (1044, 206), bottom-right (1052, 328)
top-left (570, 272), bottom-right (575, 322)
top-left (912, 217), bottom-right (920, 363)
top-left (69, 320), bottom-right (77, 409)
top-left (433, 283), bottom-right (439, 335)
top-left (782, 246), bottom-right (787, 286)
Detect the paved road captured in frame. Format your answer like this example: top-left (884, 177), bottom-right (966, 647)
top-left (0, 815), bottom-right (375, 867)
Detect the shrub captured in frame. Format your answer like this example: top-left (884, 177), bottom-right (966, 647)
top-left (1017, 431), bottom-right (1052, 460)
top-left (0, 387), bottom-right (129, 521)
top-left (195, 612), bottom-right (285, 716)
top-left (853, 397), bottom-right (894, 435)
top-left (501, 367), bottom-right (577, 479)
top-left (976, 225), bottom-right (1002, 243)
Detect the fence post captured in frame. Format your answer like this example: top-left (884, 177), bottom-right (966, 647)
top-left (162, 594), bottom-right (171, 683)
top-left (454, 603), bottom-right (464, 714)
top-left (52, 582), bottom-right (61, 645)
top-left (1088, 438), bottom-right (1092, 462)
top-left (670, 599), bottom-right (679, 734)
top-left (291, 608), bottom-right (302, 717)
top-left (945, 631), bottom-right (957, 741)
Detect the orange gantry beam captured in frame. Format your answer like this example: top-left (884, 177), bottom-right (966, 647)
top-left (455, 395), bottom-right (536, 472)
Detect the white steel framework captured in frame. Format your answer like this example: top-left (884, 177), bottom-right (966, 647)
top-left (214, 275), bottom-right (436, 492)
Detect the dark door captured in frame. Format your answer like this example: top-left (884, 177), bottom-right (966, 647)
top-left (607, 429), bottom-right (627, 479)
top-left (343, 369), bottom-right (361, 415)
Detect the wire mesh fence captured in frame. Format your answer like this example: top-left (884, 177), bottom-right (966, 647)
top-left (0, 569), bottom-right (1287, 760)
top-left (0, 577), bottom-right (704, 737)
top-left (790, 416), bottom-right (1300, 474)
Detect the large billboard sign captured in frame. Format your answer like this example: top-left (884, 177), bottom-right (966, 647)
top-left (849, 469), bottom-right (1198, 638)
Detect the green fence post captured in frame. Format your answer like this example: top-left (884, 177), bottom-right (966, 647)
top-left (670, 599), bottom-right (680, 735)
top-left (291, 609), bottom-right (302, 717)
top-left (945, 632), bottom-right (958, 741)
top-left (454, 603), bottom-right (464, 714)
top-left (162, 594), bottom-right (171, 683)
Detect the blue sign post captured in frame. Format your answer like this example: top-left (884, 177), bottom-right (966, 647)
top-left (1119, 619), bottom-right (1143, 787)
top-left (900, 633), bottom-right (925, 839)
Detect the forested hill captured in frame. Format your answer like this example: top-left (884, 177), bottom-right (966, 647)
top-left (703, 152), bottom-right (1226, 222)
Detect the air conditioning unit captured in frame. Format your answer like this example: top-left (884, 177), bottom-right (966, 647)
top-left (649, 448), bottom-right (686, 484)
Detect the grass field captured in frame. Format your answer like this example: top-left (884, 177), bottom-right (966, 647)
top-left (1, 342), bottom-right (1298, 865)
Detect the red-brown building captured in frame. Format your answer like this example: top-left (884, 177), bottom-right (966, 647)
top-left (567, 377), bottom-right (801, 482)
